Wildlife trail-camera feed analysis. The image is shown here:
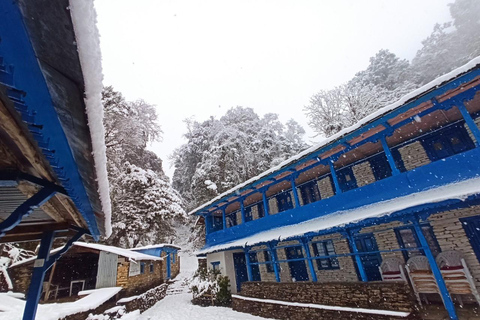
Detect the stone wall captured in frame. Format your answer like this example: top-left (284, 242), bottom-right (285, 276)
top-left (352, 161), bottom-right (376, 187)
top-left (232, 282), bottom-right (417, 320)
top-left (464, 116), bottom-right (480, 144)
top-left (269, 197), bottom-right (279, 215)
top-left (317, 176), bottom-right (334, 199)
top-left (428, 206), bottom-right (480, 292)
top-left (116, 260), bottom-right (164, 296)
top-left (252, 245), bottom-right (276, 282)
top-left (397, 141), bottom-right (430, 171)
top-left (309, 234), bottom-right (357, 282)
top-left (171, 254), bottom-right (180, 278)
top-left (119, 283), bottom-right (169, 313)
top-left (361, 221), bottom-right (405, 262)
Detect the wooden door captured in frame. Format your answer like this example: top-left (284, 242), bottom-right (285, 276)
top-left (96, 252), bottom-right (118, 289)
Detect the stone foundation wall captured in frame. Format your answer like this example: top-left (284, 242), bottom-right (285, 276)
top-left (233, 282), bottom-right (417, 320)
top-left (119, 283), bottom-right (169, 313)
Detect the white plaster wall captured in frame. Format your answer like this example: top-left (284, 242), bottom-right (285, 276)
top-left (207, 249), bottom-right (245, 294)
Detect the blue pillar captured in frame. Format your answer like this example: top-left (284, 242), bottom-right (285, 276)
top-left (239, 197), bottom-right (246, 224)
top-left (456, 100), bottom-right (480, 147)
top-left (301, 238), bottom-right (317, 282)
top-left (23, 231), bottom-right (54, 320)
top-left (268, 242), bottom-right (281, 282)
top-left (412, 218), bottom-right (458, 320)
top-left (222, 207), bottom-right (227, 230)
top-left (380, 135), bottom-right (400, 175)
top-left (262, 189), bottom-right (270, 216)
top-left (244, 248), bottom-right (253, 282)
top-left (345, 230), bottom-right (367, 282)
top-left (290, 176), bottom-right (301, 208)
top-left (329, 160), bottom-right (342, 195)
top-left (205, 214), bottom-right (213, 234)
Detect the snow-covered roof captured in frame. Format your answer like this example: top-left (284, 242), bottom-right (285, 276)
top-left (73, 242), bottom-right (162, 261)
top-left (189, 55), bottom-right (480, 216)
top-left (196, 176), bottom-right (480, 255)
top-left (131, 244), bottom-right (182, 251)
top-left (69, 0), bottom-right (112, 237)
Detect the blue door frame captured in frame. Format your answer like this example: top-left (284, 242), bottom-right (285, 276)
top-left (353, 234), bottom-right (382, 281)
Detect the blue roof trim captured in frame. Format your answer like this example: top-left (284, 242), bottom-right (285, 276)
top-left (195, 66), bottom-right (480, 215)
top-left (0, 1), bottom-right (100, 239)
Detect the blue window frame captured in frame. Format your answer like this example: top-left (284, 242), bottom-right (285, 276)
top-left (263, 251), bottom-right (274, 273)
top-left (211, 261), bottom-right (220, 271)
top-left (298, 180), bottom-right (321, 205)
top-left (212, 215), bottom-right (223, 231)
top-left (394, 224), bottom-right (441, 261)
top-left (248, 253), bottom-right (261, 281)
top-left (226, 211), bottom-right (238, 228)
top-left (140, 262), bottom-right (145, 274)
top-left (336, 166), bottom-right (357, 192)
top-left (275, 189), bottom-right (294, 212)
top-left (422, 124), bottom-right (474, 162)
top-left (245, 202), bottom-right (265, 222)
top-left (312, 240), bottom-right (339, 270)
top-left (149, 263), bottom-right (154, 273)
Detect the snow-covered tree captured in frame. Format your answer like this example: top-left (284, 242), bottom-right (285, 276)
top-left (102, 87), bottom-right (185, 247)
top-left (411, 0), bottom-right (480, 85)
top-left (172, 107), bottom-right (308, 210)
top-left (108, 163), bottom-right (185, 248)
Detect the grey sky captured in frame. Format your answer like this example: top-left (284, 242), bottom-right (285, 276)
top-left (95, 0), bottom-right (452, 178)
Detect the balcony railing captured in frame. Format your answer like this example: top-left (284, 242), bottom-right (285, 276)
top-left (206, 146), bottom-right (480, 246)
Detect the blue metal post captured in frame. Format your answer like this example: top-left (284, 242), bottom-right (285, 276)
top-left (244, 248), bottom-right (253, 282)
top-left (290, 176), bottom-right (301, 208)
top-left (380, 135), bottom-right (400, 175)
top-left (23, 231), bottom-right (54, 320)
top-left (345, 230), bottom-right (368, 282)
top-left (267, 242), bottom-right (281, 282)
top-left (262, 189), bottom-right (270, 216)
top-left (222, 207), bottom-right (227, 230)
top-left (456, 100), bottom-right (480, 147)
top-left (412, 218), bottom-right (458, 320)
top-left (301, 238), bottom-right (317, 282)
top-left (239, 197), bottom-right (246, 225)
top-left (0, 188), bottom-right (56, 237)
top-left (329, 161), bottom-right (342, 195)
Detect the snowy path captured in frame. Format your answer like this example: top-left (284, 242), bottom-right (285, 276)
top-left (137, 227), bottom-right (271, 320)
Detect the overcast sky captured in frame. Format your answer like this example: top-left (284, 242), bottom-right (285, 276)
top-left (95, 0), bottom-right (452, 178)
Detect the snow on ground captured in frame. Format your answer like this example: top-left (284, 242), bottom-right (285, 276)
top-left (137, 250), bottom-right (271, 320)
top-left (0, 287), bottom-right (121, 320)
top-left (135, 223), bottom-right (271, 320)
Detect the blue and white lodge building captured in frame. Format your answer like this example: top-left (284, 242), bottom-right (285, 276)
top-left (191, 57), bottom-right (480, 319)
